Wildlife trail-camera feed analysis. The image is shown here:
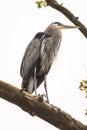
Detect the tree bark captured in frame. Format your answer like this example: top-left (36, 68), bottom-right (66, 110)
top-left (46, 0), bottom-right (87, 38)
top-left (0, 80), bottom-right (87, 130)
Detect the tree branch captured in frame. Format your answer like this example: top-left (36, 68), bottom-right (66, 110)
top-left (0, 80), bottom-right (87, 130)
top-left (46, 0), bottom-right (87, 38)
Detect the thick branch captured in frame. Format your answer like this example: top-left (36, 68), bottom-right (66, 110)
top-left (0, 80), bottom-right (87, 130)
top-left (46, 0), bottom-right (87, 38)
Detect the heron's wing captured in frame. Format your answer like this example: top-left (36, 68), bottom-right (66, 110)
top-left (20, 38), bottom-right (41, 78)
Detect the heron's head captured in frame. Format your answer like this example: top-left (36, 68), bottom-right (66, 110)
top-left (51, 22), bottom-right (80, 30)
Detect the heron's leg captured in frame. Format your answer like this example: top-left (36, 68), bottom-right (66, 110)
top-left (44, 75), bottom-right (49, 103)
top-left (34, 66), bottom-right (37, 96)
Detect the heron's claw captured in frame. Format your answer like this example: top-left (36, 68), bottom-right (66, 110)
top-left (38, 94), bottom-right (46, 98)
top-left (37, 94), bottom-right (49, 103)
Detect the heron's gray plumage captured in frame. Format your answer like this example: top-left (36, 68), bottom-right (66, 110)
top-left (20, 32), bottom-right (53, 93)
top-left (20, 22), bottom-right (62, 95)
top-left (20, 22), bottom-right (79, 102)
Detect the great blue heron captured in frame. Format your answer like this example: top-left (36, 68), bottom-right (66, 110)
top-left (20, 22), bottom-right (79, 103)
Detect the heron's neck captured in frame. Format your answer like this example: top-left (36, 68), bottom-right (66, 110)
top-left (44, 25), bottom-right (61, 36)
top-left (44, 28), bottom-right (62, 42)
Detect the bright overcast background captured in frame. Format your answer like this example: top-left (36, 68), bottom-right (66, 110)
top-left (0, 0), bottom-right (87, 130)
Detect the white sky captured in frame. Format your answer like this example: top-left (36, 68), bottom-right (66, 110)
top-left (0, 0), bottom-right (87, 130)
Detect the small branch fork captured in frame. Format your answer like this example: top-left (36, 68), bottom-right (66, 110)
top-left (0, 80), bottom-right (87, 130)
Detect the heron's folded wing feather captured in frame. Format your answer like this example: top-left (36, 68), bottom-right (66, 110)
top-left (20, 38), bottom-right (41, 78)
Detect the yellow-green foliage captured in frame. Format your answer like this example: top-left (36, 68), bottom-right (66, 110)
top-left (79, 80), bottom-right (87, 115)
top-left (79, 80), bottom-right (87, 97)
top-left (36, 0), bottom-right (47, 8)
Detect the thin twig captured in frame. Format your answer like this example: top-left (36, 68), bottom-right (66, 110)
top-left (46, 0), bottom-right (87, 38)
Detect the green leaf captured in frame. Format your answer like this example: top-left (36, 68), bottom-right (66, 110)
top-left (36, 0), bottom-right (47, 8)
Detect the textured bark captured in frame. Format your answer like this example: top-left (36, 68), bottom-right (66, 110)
top-left (0, 80), bottom-right (87, 130)
top-left (46, 0), bottom-right (87, 38)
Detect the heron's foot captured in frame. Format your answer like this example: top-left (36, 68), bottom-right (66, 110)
top-left (40, 93), bottom-right (46, 97)
top-left (39, 94), bottom-right (49, 103)
top-left (37, 94), bottom-right (49, 103)
top-left (37, 94), bottom-right (43, 102)
top-left (20, 88), bottom-right (27, 92)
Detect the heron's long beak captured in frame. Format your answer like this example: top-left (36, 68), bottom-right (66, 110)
top-left (58, 25), bottom-right (80, 29)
